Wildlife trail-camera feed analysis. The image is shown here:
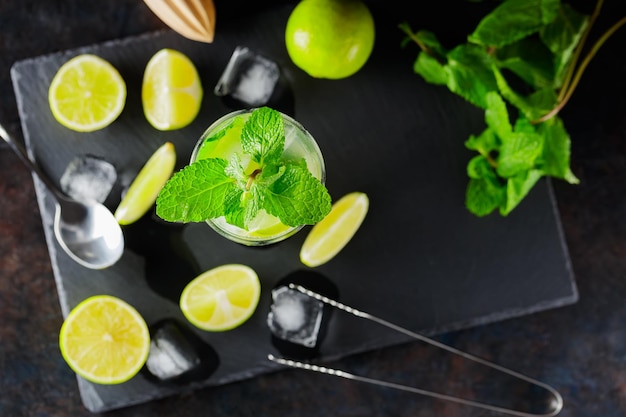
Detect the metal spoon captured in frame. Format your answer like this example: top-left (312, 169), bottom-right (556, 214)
top-left (0, 124), bottom-right (124, 269)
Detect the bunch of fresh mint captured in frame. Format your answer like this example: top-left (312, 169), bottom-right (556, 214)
top-left (400, 0), bottom-right (621, 216)
top-left (156, 107), bottom-right (331, 229)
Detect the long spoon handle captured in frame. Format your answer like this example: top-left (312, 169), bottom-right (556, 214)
top-left (0, 123), bottom-right (64, 200)
top-left (269, 284), bottom-right (564, 417)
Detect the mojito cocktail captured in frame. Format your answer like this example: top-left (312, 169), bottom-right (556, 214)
top-left (157, 107), bottom-right (330, 246)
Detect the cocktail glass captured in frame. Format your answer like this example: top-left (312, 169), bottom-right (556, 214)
top-left (190, 109), bottom-right (325, 246)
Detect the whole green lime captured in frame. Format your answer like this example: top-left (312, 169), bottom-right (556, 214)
top-left (285, 0), bottom-right (375, 79)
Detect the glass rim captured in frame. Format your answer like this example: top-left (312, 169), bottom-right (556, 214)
top-left (190, 108), bottom-right (326, 246)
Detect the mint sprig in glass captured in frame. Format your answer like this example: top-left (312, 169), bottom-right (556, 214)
top-left (156, 107), bottom-right (331, 245)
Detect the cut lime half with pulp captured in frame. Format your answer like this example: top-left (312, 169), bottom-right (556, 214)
top-left (48, 54), bottom-right (126, 132)
top-left (180, 264), bottom-right (261, 332)
top-left (59, 295), bottom-right (150, 385)
top-left (142, 48), bottom-right (203, 130)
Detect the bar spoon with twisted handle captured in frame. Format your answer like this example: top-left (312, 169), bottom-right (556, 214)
top-left (0, 123), bottom-right (124, 269)
top-left (269, 284), bottom-right (564, 417)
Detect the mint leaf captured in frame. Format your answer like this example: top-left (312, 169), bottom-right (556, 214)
top-left (156, 158), bottom-right (236, 222)
top-left (241, 106), bottom-right (284, 165)
top-left (466, 178), bottom-right (501, 216)
top-left (537, 116), bottom-right (579, 183)
top-left (413, 51), bottom-right (449, 86)
top-left (498, 131), bottom-right (543, 178)
top-left (401, 0), bottom-right (590, 218)
top-left (224, 153), bottom-right (249, 189)
top-left (260, 161), bottom-right (332, 227)
top-left (468, 0), bottom-right (560, 47)
top-left (414, 29), bottom-right (448, 57)
top-left (223, 187), bottom-right (246, 228)
top-left (482, 92), bottom-right (544, 178)
top-left (540, 3), bottom-right (589, 86)
top-left (446, 44), bottom-right (499, 108)
top-left (402, 27), bottom-right (449, 85)
top-left (502, 169), bottom-right (543, 215)
top-left (465, 127), bottom-right (499, 155)
top-left (495, 37), bottom-right (556, 88)
top-left (466, 159), bottom-right (506, 217)
top-left (484, 92), bottom-right (512, 138)
top-left (493, 66), bottom-right (558, 120)
top-left (512, 117), bottom-right (537, 136)
top-left (467, 155), bottom-right (495, 179)
top-left (469, 150), bottom-right (544, 217)
top-left (524, 88), bottom-right (559, 118)
top-left (156, 107), bottom-right (332, 231)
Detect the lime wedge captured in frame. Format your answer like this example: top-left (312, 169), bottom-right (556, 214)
top-left (114, 141), bottom-right (176, 225)
top-left (246, 210), bottom-right (292, 237)
top-left (300, 191), bottom-right (369, 267)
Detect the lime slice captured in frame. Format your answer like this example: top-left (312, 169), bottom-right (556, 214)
top-left (142, 48), bottom-right (203, 130)
top-left (115, 141), bottom-right (177, 225)
top-left (48, 54), bottom-right (126, 132)
top-left (59, 295), bottom-right (150, 385)
top-left (247, 210), bottom-right (292, 237)
top-left (195, 117), bottom-right (245, 161)
top-left (180, 264), bottom-right (261, 331)
top-left (300, 191), bottom-right (369, 267)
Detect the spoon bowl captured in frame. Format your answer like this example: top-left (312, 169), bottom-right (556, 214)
top-left (53, 194), bottom-right (124, 269)
top-left (0, 124), bottom-right (124, 269)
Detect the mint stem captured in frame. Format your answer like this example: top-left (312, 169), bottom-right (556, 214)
top-left (557, 0), bottom-right (604, 103)
top-left (535, 10), bottom-right (626, 123)
top-left (246, 169), bottom-right (262, 190)
top-left (479, 148), bottom-right (498, 168)
top-left (398, 22), bottom-right (430, 53)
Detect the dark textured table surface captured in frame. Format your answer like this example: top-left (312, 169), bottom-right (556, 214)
top-left (1, 1), bottom-right (625, 416)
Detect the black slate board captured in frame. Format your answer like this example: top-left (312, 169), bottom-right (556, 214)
top-left (11, 4), bottom-right (577, 413)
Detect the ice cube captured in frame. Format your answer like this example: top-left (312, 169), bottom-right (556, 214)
top-left (59, 154), bottom-right (117, 203)
top-left (267, 286), bottom-right (324, 348)
top-left (146, 320), bottom-right (202, 381)
top-left (214, 46), bottom-right (280, 107)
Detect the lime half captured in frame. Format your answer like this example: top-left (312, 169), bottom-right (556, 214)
top-left (59, 295), bottom-right (150, 385)
top-left (180, 264), bottom-right (261, 331)
top-left (142, 48), bottom-right (203, 130)
top-left (48, 54), bottom-right (126, 132)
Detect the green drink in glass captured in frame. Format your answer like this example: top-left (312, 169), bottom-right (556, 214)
top-left (157, 107), bottom-right (331, 246)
